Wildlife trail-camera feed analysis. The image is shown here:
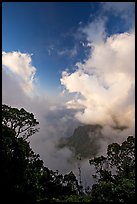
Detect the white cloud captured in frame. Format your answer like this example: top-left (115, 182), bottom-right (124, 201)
top-left (2, 51), bottom-right (37, 94)
top-left (61, 19), bottom-right (135, 129)
top-left (2, 68), bottom-right (29, 107)
top-left (2, 59), bottom-right (80, 174)
top-left (81, 17), bottom-right (107, 45)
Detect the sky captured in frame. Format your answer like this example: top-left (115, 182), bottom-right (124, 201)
top-left (2, 2), bottom-right (135, 186)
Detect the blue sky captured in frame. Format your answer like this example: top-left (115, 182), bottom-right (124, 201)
top-left (2, 2), bottom-right (135, 93)
top-left (2, 2), bottom-right (91, 91)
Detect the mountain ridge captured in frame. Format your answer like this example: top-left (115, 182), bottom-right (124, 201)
top-left (58, 124), bottom-right (104, 159)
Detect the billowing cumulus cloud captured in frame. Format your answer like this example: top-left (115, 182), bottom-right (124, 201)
top-left (61, 19), bottom-right (135, 130)
top-left (2, 51), bottom-right (36, 94)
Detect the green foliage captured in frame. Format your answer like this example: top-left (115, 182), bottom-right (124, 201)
top-left (89, 136), bottom-right (135, 202)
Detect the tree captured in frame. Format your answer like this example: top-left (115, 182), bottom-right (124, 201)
top-left (2, 104), bottom-right (81, 203)
top-left (2, 105), bottom-right (44, 203)
top-left (2, 104), bottom-right (39, 139)
top-left (3, 104), bottom-right (135, 202)
top-left (38, 170), bottom-right (81, 202)
top-left (1, 125), bottom-right (45, 203)
top-left (89, 136), bottom-right (135, 202)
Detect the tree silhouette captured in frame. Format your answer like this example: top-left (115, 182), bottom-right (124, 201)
top-left (2, 104), bottom-right (135, 203)
top-left (2, 104), bottom-right (39, 139)
top-left (89, 136), bottom-right (135, 202)
top-left (1, 104), bottom-right (80, 203)
top-left (2, 124), bottom-right (44, 203)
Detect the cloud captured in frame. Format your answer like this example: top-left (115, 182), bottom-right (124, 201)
top-left (61, 19), bottom-right (135, 130)
top-left (47, 44), bottom-right (78, 58)
top-left (81, 17), bottom-right (107, 45)
top-left (2, 51), bottom-right (37, 94)
top-left (2, 59), bottom-right (81, 174)
top-left (57, 46), bottom-right (78, 58)
top-left (29, 105), bottom-right (80, 173)
top-left (2, 68), bottom-right (29, 107)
